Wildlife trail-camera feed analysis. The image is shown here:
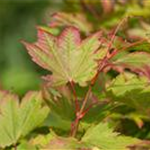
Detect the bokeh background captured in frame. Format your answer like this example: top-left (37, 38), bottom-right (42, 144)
top-left (0, 0), bottom-right (65, 95)
top-left (1, 0), bottom-right (150, 95)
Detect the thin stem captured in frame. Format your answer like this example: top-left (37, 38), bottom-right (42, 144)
top-left (14, 144), bottom-right (17, 150)
top-left (80, 101), bottom-right (99, 118)
top-left (79, 86), bottom-right (92, 114)
top-left (119, 39), bottom-right (146, 52)
top-left (107, 17), bottom-right (129, 56)
top-left (70, 57), bottom-right (108, 137)
top-left (70, 85), bottom-right (92, 137)
top-left (69, 81), bottom-right (80, 113)
top-left (108, 38), bottom-right (147, 59)
top-left (70, 117), bottom-right (80, 137)
top-left (70, 17), bottom-right (129, 138)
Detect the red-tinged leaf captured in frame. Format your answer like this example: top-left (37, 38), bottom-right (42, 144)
top-left (49, 12), bottom-right (92, 34)
top-left (22, 26), bottom-right (104, 87)
top-left (113, 52), bottom-right (150, 79)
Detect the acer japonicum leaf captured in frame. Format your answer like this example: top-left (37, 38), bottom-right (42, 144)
top-left (82, 122), bottom-right (140, 150)
top-left (0, 91), bottom-right (49, 148)
top-left (22, 26), bottom-right (103, 87)
top-left (50, 12), bottom-right (92, 34)
top-left (106, 73), bottom-right (150, 116)
top-left (112, 52), bottom-right (150, 79)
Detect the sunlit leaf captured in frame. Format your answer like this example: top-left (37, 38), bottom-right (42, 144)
top-left (22, 26), bottom-right (104, 86)
top-left (0, 91), bottom-right (49, 148)
top-left (82, 122), bottom-right (140, 150)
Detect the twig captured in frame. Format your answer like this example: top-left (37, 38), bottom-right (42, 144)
top-left (119, 39), bottom-right (146, 52)
top-left (70, 59), bottom-right (107, 137)
top-left (107, 16), bottom-right (129, 57)
top-left (108, 38), bottom-right (147, 59)
top-left (70, 17), bottom-right (130, 138)
top-left (69, 81), bottom-right (80, 113)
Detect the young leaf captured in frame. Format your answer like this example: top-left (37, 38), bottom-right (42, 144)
top-left (82, 122), bottom-right (140, 150)
top-left (22, 27), bottom-right (103, 87)
top-left (0, 91), bottom-right (49, 148)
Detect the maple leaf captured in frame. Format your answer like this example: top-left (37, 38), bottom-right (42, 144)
top-left (0, 91), bottom-right (49, 148)
top-left (82, 122), bottom-right (140, 150)
top-left (49, 12), bottom-right (92, 34)
top-left (22, 26), bottom-right (103, 86)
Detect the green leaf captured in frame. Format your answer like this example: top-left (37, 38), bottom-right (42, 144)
top-left (22, 26), bottom-right (104, 86)
top-left (113, 52), bottom-right (150, 77)
top-left (114, 52), bottom-right (150, 68)
top-left (31, 132), bottom-right (54, 148)
top-left (106, 73), bottom-right (150, 116)
top-left (82, 102), bottom-right (112, 124)
top-left (16, 140), bottom-right (37, 150)
top-left (106, 72), bottom-right (148, 96)
top-left (82, 122), bottom-right (140, 150)
top-left (0, 91), bottom-right (49, 148)
top-left (43, 88), bottom-right (75, 131)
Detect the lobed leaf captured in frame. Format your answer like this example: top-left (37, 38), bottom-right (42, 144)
top-left (50, 12), bottom-right (92, 34)
top-left (0, 91), bottom-right (49, 148)
top-left (113, 52), bottom-right (150, 79)
top-left (22, 26), bottom-right (104, 87)
top-left (106, 73), bottom-right (150, 116)
top-left (82, 122), bottom-right (140, 150)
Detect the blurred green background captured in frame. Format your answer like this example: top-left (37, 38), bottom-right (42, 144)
top-left (0, 0), bottom-right (65, 95)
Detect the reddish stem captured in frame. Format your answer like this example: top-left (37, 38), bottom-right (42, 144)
top-left (70, 17), bottom-right (131, 138)
top-left (71, 85), bottom-right (92, 137)
top-left (108, 38), bottom-right (147, 59)
top-left (119, 39), bottom-right (146, 52)
top-left (14, 144), bottom-right (17, 150)
top-left (69, 81), bottom-right (80, 113)
top-left (107, 17), bottom-right (128, 57)
top-left (70, 59), bottom-right (108, 137)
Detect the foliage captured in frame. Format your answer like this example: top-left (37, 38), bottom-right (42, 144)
top-left (1, 0), bottom-right (150, 150)
top-left (0, 91), bottom-right (49, 148)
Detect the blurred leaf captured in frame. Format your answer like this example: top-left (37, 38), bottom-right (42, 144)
top-left (106, 73), bottom-right (150, 116)
top-left (40, 136), bottom-right (82, 150)
top-left (82, 122), bottom-right (140, 150)
top-left (82, 102), bottom-right (112, 124)
top-left (16, 140), bottom-right (37, 150)
top-left (126, 41), bottom-right (150, 52)
top-left (0, 91), bottom-right (49, 148)
top-left (113, 52), bottom-right (150, 77)
top-left (31, 132), bottom-right (54, 147)
top-left (114, 52), bottom-right (150, 68)
top-left (43, 88), bottom-right (75, 131)
top-left (50, 12), bottom-right (92, 34)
